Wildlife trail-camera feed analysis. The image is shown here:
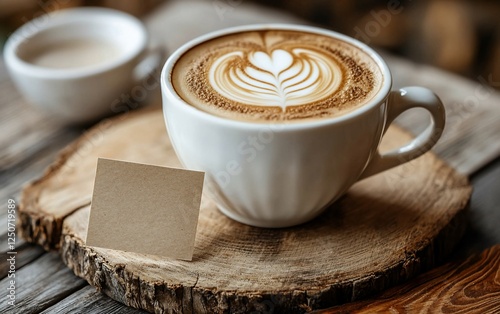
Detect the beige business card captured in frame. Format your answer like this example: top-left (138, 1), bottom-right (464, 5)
top-left (86, 158), bottom-right (204, 261)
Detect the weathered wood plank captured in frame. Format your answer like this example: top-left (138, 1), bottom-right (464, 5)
top-left (0, 231), bottom-right (25, 254)
top-left (0, 128), bottom-right (80, 252)
top-left (314, 244), bottom-right (500, 314)
top-left (459, 156), bottom-right (500, 254)
top-left (40, 285), bottom-right (148, 314)
top-left (0, 252), bottom-right (87, 314)
top-left (0, 62), bottom-right (68, 171)
top-left (0, 127), bottom-right (78, 203)
top-left (0, 243), bottom-right (45, 279)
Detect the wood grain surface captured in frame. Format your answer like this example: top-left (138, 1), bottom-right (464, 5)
top-left (316, 244), bottom-right (500, 313)
top-left (40, 286), bottom-right (148, 314)
top-left (17, 108), bottom-right (472, 312)
top-left (0, 252), bottom-right (87, 314)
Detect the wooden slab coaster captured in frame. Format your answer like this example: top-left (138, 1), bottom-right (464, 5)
top-left (19, 108), bottom-right (472, 313)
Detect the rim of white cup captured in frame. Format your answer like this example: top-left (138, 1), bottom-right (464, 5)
top-left (3, 7), bottom-right (147, 79)
top-left (161, 24), bottom-right (393, 129)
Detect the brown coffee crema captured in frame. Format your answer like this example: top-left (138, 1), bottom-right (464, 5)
top-left (171, 30), bottom-right (383, 122)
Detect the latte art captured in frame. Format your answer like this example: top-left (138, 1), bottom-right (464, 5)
top-left (172, 30), bottom-right (383, 122)
top-left (209, 48), bottom-right (342, 109)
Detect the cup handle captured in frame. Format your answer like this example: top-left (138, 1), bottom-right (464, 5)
top-left (359, 86), bottom-right (446, 179)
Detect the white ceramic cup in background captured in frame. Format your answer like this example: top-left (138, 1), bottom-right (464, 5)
top-left (4, 8), bottom-right (157, 125)
top-left (161, 24), bottom-right (445, 228)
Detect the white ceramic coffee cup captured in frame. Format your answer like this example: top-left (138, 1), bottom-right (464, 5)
top-left (4, 8), bottom-right (156, 125)
top-left (161, 24), bottom-right (445, 228)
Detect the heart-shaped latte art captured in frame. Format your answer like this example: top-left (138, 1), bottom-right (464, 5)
top-left (209, 48), bottom-right (343, 109)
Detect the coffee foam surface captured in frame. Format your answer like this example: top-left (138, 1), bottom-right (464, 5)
top-left (171, 30), bottom-right (383, 122)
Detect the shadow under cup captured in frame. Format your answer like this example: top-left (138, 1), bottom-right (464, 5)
top-left (4, 8), bottom-right (148, 125)
top-left (161, 24), bottom-right (444, 228)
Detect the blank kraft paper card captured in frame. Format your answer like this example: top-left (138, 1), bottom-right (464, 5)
top-left (86, 158), bottom-right (204, 260)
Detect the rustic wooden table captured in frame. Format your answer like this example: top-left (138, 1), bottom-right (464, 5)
top-left (1, 1), bottom-right (499, 313)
